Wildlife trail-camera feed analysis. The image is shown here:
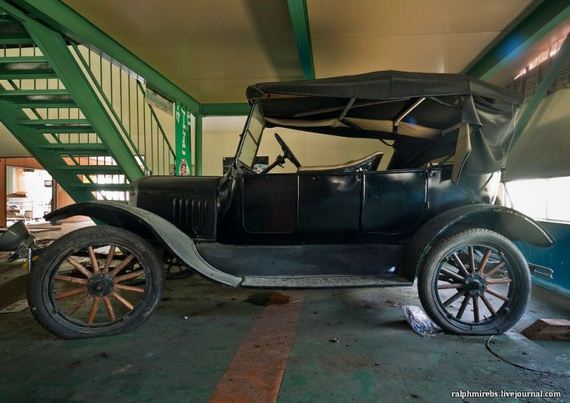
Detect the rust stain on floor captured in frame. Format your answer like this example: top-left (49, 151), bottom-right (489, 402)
top-left (209, 291), bottom-right (304, 403)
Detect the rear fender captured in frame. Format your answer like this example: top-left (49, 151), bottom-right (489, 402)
top-left (45, 201), bottom-right (242, 287)
top-left (401, 204), bottom-right (554, 281)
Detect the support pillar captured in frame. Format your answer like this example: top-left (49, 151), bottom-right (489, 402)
top-left (0, 158), bottom-right (6, 228)
top-left (195, 113), bottom-right (203, 176)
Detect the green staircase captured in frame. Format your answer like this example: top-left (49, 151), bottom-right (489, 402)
top-left (0, 9), bottom-right (175, 203)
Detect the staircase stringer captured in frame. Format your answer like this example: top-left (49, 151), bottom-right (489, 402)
top-left (22, 17), bottom-right (144, 182)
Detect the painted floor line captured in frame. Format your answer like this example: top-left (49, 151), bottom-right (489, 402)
top-left (208, 292), bottom-right (304, 403)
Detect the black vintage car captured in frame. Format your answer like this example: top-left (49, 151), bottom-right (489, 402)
top-left (28, 71), bottom-right (554, 339)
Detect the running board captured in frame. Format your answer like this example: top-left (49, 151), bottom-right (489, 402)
top-left (241, 275), bottom-right (413, 289)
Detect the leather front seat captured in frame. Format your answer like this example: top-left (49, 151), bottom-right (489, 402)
top-left (298, 151), bottom-right (383, 174)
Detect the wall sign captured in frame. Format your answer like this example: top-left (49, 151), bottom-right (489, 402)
top-left (175, 103), bottom-right (191, 176)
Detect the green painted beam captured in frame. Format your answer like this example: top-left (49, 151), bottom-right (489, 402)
top-left (287, 0), bottom-right (315, 79)
top-left (200, 103), bottom-right (250, 116)
top-left (464, 0), bottom-right (570, 80)
top-left (23, 17), bottom-right (144, 181)
top-left (195, 114), bottom-right (203, 176)
top-left (515, 34), bottom-right (570, 143)
top-left (9, 0), bottom-right (201, 113)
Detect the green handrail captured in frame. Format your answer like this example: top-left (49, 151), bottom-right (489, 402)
top-left (73, 43), bottom-right (175, 175)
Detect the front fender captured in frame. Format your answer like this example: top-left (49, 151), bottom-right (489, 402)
top-left (45, 201), bottom-right (242, 287)
top-left (402, 204), bottom-right (555, 281)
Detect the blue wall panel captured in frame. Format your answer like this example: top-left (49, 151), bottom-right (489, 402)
top-left (518, 221), bottom-right (570, 297)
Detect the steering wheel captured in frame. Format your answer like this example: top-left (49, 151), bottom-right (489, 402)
top-left (274, 132), bottom-right (301, 168)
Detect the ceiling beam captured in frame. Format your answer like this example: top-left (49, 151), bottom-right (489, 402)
top-left (463, 0), bottom-right (570, 80)
top-left (10, 0), bottom-right (201, 113)
top-left (287, 0), bottom-right (315, 79)
top-left (200, 103), bottom-right (250, 117)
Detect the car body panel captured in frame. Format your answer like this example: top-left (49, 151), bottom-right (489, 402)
top-left (129, 165), bottom-right (501, 245)
top-left (44, 201), bottom-right (242, 287)
top-left (401, 204), bottom-right (555, 280)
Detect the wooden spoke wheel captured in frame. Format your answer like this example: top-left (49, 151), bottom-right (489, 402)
top-left (28, 226), bottom-right (164, 339)
top-left (418, 228), bottom-right (530, 335)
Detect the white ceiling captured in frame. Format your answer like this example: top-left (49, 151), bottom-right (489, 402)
top-left (63, 0), bottom-right (303, 103)
top-left (62, 0), bottom-right (535, 103)
top-left (0, 0), bottom-right (542, 157)
top-left (309, 0), bottom-right (534, 77)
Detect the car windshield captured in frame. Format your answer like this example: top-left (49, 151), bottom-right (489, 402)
top-left (237, 104), bottom-right (264, 168)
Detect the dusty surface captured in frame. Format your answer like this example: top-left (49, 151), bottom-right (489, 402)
top-left (0, 226), bottom-right (569, 402)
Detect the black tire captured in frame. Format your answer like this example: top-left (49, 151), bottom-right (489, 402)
top-left (418, 228), bottom-right (530, 335)
top-left (28, 226), bottom-right (164, 339)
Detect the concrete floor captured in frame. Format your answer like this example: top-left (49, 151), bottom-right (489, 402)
top-left (0, 226), bottom-right (569, 402)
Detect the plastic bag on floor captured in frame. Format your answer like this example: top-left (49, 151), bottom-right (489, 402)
top-left (403, 305), bottom-right (441, 336)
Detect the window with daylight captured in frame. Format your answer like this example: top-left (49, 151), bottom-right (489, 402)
top-left (505, 177), bottom-right (570, 223)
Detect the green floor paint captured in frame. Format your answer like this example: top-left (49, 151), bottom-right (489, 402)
top-left (277, 287), bottom-right (570, 402)
top-left (0, 271), bottom-right (261, 403)
top-left (0, 261), bottom-right (569, 402)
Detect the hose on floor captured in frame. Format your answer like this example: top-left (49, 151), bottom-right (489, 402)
top-left (485, 335), bottom-right (559, 375)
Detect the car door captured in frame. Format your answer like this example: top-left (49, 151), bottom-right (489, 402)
top-left (241, 173), bottom-right (297, 234)
top-left (297, 172), bottom-right (362, 233)
top-left (361, 169), bottom-right (426, 234)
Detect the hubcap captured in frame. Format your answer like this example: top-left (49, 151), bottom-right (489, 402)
top-left (87, 273), bottom-right (115, 297)
top-left (51, 244), bottom-right (147, 325)
top-left (463, 273), bottom-right (486, 297)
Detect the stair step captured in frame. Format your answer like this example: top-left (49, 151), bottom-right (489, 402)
top-left (0, 36), bottom-right (34, 46)
top-left (39, 143), bottom-right (108, 153)
top-left (0, 89), bottom-right (75, 108)
top-left (0, 19), bottom-right (33, 45)
top-left (58, 165), bottom-right (124, 174)
top-left (0, 56), bottom-right (55, 79)
top-left (18, 119), bottom-right (93, 133)
top-left (72, 183), bottom-right (131, 191)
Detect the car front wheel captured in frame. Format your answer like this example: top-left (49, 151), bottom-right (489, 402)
top-left (418, 228), bottom-right (530, 335)
top-left (28, 226), bottom-right (164, 339)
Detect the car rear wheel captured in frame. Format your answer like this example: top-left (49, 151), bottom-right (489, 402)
top-left (28, 226), bottom-right (164, 339)
top-left (418, 228), bottom-right (530, 335)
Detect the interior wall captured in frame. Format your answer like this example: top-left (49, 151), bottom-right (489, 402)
top-left (0, 157), bottom-right (79, 227)
top-left (200, 116), bottom-right (394, 176)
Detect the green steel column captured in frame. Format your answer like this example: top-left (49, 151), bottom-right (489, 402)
top-left (287, 0), bottom-right (315, 79)
top-left (464, 0), bottom-right (570, 80)
top-left (195, 113), bottom-right (203, 176)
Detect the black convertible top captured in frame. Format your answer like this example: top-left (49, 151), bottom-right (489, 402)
top-left (245, 71), bottom-right (522, 181)
top-left (246, 70), bottom-right (522, 104)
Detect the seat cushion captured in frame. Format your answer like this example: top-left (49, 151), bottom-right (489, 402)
top-left (298, 151), bottom-right (383, 174)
